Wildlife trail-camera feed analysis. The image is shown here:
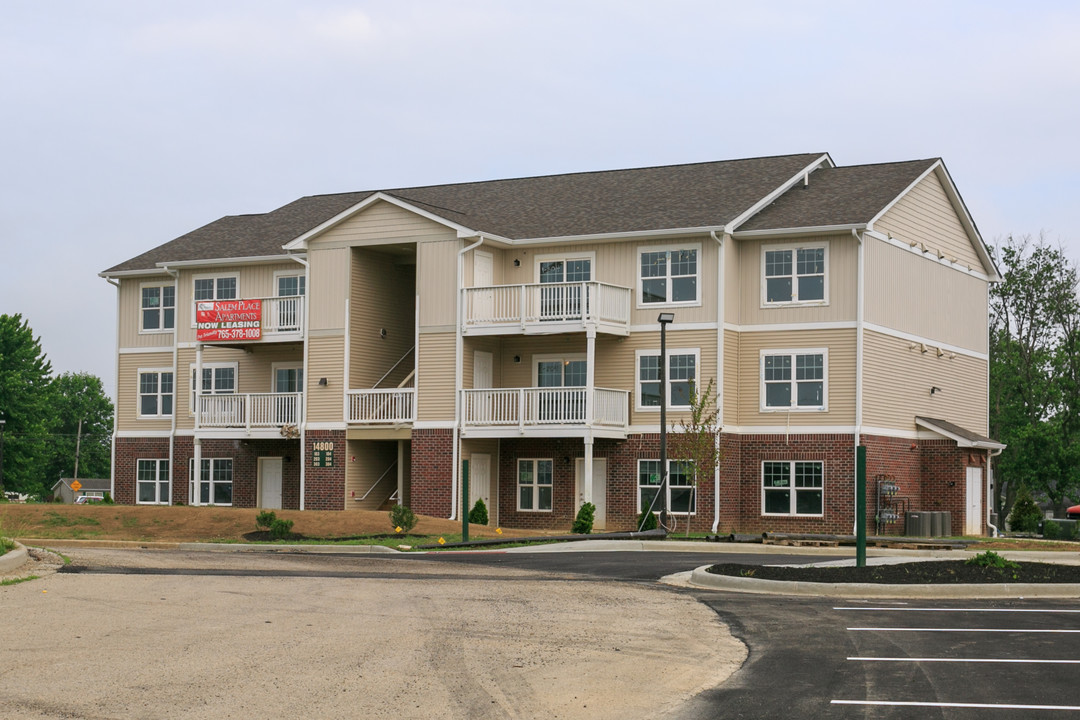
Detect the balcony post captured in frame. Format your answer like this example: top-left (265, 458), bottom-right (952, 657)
top-left (582, 436), bottom-right (594, 508)
top-left (519, 388), bottom-right (526, 433)
top-left (520, 284), bottom-right (527, 330)
top-left (585, 329), bottom-right (596, 427)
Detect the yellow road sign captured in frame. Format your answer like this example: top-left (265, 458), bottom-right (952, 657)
top-left (71, 480), bottom-right (82, 492)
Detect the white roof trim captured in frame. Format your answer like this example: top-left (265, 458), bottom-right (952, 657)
top-left (915, 417), bottom-right (1005, 450)
top-left (99, 268), bottom-right (174, 279)
top-left (725, 153), bottom-right (835, 234)
top-left (283, 192), bottom-right (479, 250)
top-left (504, 225), bottom-right (729, 245)
top-left (732, 223), bottom-right (865, 239)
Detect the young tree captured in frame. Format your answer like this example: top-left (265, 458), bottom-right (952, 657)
top-left (667, 378), bottom-right (721, 536)
top-left (44, 372), bottom-right (114, 484)
top-left (0, 314), bottom-right (54, 496)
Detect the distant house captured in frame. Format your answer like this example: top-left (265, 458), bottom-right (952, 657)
top-left (100, 153), bottom-right (1004, 535)
top-left (52, 478), bottom-right (111, 504)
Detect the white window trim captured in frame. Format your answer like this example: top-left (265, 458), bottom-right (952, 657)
top-left (138, 280), bottom-right (177, 334)
top-left (533, 251), bottom-right (597, 283)
top-left (191, 272), bottom-right (240, 328)
top-left (137, 367), bottom-right (175, 420)
top-left (273, 269), bottom-right (306, 296)
top-left (635, 347), bottom-right (700, 412)
top-left (760, 241), bottom-right (830, 308)
top-left (761, 460), bottom-right (825, 517)
top-left (189, 457), bottom-right (234, 507)
top-left (188, 361), bottom-right (239, 414)
top-left (271, 363), bottom-right (304, 393)
top-left (517, 458), bottom-right (554, 512)
top-left (636, 242), bottom-right (703, 309)
top-left (531, 353), bottom-right (587, 387)
top-left (758, 348), bottom-right (829, 413)
top-left (136, 458), bottom-right (170, 505)
top-left (636, 459), bottom-right (697, 515)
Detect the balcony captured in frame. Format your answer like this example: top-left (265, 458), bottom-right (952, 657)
top-left (462, 282), bottom-right (631, 336)
top-left (347, 389), bottom-right (415, 424)
top-left (461, 387), bottom-right (630, 438)
top-left (195, 296), bottom-right (304, 343)
top-left (196, 392), bottom-right (303, 433)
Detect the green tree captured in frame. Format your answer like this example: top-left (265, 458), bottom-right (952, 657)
top-left (667, 378), bottom-right (721, 536)
top-left (44, 372), bottom-right (114, 485)
top-left (989, 236), bottom-right (1080, 520)
top-left (0, 314), bottom-right (54, 496)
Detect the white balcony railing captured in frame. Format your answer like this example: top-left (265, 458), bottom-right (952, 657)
top-left (463, 282), bottom-right (631, 333)
top-left (461, 387), bottom-right (629, 431)
top-left (197, 392), bottom-right (302, 429)
top-left (347, 388), bottom-right (415, 424)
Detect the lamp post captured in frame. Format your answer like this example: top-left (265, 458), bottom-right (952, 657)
top-left (657, 312), bottom-right (674, 530)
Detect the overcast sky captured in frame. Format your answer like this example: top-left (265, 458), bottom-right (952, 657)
top-left (2, 1), bottom-right (1078, 400)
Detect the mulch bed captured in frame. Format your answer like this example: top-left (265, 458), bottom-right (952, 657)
top-left (706, 560), bottom-right (1080, 584)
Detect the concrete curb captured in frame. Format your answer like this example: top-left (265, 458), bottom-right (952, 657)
top-left (0, 542), bottom-right (29, 573)
top-left (687, 564), bottom-right (1080, 598)
top-left (176, 542), bottom-right (400, 554)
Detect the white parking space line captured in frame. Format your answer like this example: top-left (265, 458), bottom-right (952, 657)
top-left (833, 700), bottom-right (1080, 711)
top-left (850, 657), bottom-right (1080, 664)
top-left (849, 627), bottom-right (1080, 633)
top-left (836, 606), bottom-right (1080, 613)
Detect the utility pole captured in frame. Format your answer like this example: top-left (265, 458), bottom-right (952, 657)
top-left (74, 417), bottom-right (84, 480)
top-left (0, 419), bottom-right (6, 494)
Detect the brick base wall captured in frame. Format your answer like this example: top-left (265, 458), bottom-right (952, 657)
top-left (304, 430), bottom-right (345, 510)
top-left (113, 437), bottom-right (170, 505)
top-left (411, 429), bottom-right (453, 517)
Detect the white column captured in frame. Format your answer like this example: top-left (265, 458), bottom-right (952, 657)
top-left (583, 435), bottom-right (594, 506)
top-left (585, 328), bottom-right (596, 426)
top-left (192, 438), bottom-right (202, 507)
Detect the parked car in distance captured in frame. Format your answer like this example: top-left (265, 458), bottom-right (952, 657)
top-left (74, 495), bottom-right (104, 504)
top-left (1066, 504), bottom-right (1080, 520)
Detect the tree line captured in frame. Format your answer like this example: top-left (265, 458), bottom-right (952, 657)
top-left (0, 314), bottom-right (113, 499)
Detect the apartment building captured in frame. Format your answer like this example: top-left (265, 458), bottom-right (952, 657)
top-left (101, 153), bottom-right (1004, 535)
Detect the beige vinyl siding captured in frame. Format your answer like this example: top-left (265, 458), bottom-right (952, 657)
top-left (464, 247), bottom-right (508, 287)
top-left (874, 170), bottom-right (984, 271)
top-left (734, 234), bottom-right (857, 325)
top-left (863, 329), bottom-right (987, 435)
top-left (722, 236), bottom-right (739, 324)
top-left (172, 262), bottom-right (306, 342)
top-left (723, 329), bottom-right (739, 426)
top-left (349, 247), bottom-right (416, 389)
top-left (314, 199), bottom-right (457, 246)
top-left (345, 439), bottom-right (399, 510)
top-left (416, 332), bottom-right (456, 421)
top-left (462, 337), bottom-right (503, 390)
top-left (864, 237), bottom-right (988, 353)
top-left (306, 334), bottom-right (346, 423)
top-left (418, 239), bottom-right (461, 328)
top-left (173, 346), bottom-right (299, 430)
top-left (309, 248), bottom-right (350, 331)
top-left (117, 352), bottom-right (174, 432)
top-left (117, 277), bottom-right (175, 349)
top-left (489, 237), bottom-right (719, 325)
top-left (735, 328), bottom-right (856, 427)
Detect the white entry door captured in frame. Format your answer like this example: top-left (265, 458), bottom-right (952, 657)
top-left (474, 251), bottom-right (494, 319)
top-left (259, 457), bottom-right (283, 510)
top-left (965, 466), bottom-right (983, 535)
top-left (470, 453), bottom-right (492, 522)
top-left (575, 458), bottom-right (607, 530)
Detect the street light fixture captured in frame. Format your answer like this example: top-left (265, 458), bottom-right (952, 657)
top-left (657, 312), bottom-right (674, 530)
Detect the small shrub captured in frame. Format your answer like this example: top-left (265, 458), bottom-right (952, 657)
top-left (572, 502), bottom-right (595, 534)
top-left (1008, 486), bottom-right (1043, 533)
top-left (965, 550), bottom-right (1020, 570)
top-left (468, 498), bottom-right (489, 526)
top-left (269, 518), bottom-right (294, 540)
top-left (255, 511), bottom-right (277, 531)
top-left (101, 492), bottom-right (115, 505)
top-left (636, 509), bottom-right (658, 532)
top-left (1065, 521), bottom-right (1080, 541)
top-left (389, 504), bottom-right (418, 533)
top-left (1043, 519), bottom-right (1062, 539)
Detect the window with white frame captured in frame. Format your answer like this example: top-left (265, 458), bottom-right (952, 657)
top-left (276, 273), bottom-right (306, 298)
top-left (189, 364), bottom-right (237, 412)
top-left (137, 459), bottom-right (170, 504)
top-left (637, 349), bottom-right (698, 410)
top-left (762, 460), bottom-right (823, 515)
top-left (762, 244), bottom-right (827, 305)
top-left (193, 274), bottom-right (238, 301)
top-left (638, 459), bottom-right (696, 514)
top-left (189, 458), bottom-right (233, 506)
top-left (140, 283), bottom-right (175, 332)
top-left (517, 458), bottom-right (553, 511)
top-left (761, 349), bottom-right (826, 411)
top-left (639, 245), bottom-right (700, 305)
top-left (138, 370), bottom-right (174, 418)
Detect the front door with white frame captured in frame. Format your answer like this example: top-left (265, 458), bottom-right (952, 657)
top-left (575, 458), bottom-right (607, 530)
top-left (259, 457), bottom-right (283, 510)
top-left (965, 466), bottom-right (983, 535)
top-left (469, 453), bottom-right (492, 523)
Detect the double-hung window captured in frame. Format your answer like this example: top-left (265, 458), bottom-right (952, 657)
top-left (190, 364), bottom-right (237, 413)
top-left (763, 461), bottom-right (823, 515)
top-left (762, 243), bottom-right (827, 305)
top-left (138, 369), bottom-right (174, 418)
top-left (137, 459), bottom-right (170, 504)
top-left (637, 349), bottom-right (698, 410)
top-left (193, 274), bottom-right (238, 301)
top-left (639, 244), bottom-right (700, 305)
top-left (517, 459), bottom-right (553, 511)
top-left (141, 283), bottom-right (175, 332)
top-left (537, 254), bottom-right (592, 321)
top-left (638, 459), bottom-right (696, 515)
top-left (189, 458), bottom-right (233, 506)
top-left (275, 273), bottom-right (305, 331)
top-left (761, 349), bottom-right (826, 411)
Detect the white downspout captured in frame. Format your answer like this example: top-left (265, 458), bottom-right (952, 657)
top-left (987, 447), bottom-right (1003, 537)
top-left (106, 278), bottom-right (121, 501)
top-left (162, 266), bottom-right (180, 505)
top-left (453, 235), bottom-right (485, 520)
top-left (853, 228), bottom-right (865, 535)
top-left (710, 231), bottom-right (726, 533)
top-left (289, 253), bottom-right (310, 510)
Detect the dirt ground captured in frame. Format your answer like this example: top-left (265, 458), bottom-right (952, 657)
top-left (0, 503), bottom-right (536, 543)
